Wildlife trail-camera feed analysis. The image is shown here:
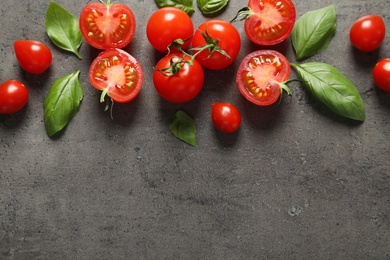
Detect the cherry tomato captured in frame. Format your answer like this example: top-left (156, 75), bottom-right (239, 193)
top-left (146, 7), bottom-right (193, 53)
top-left (0, 80), bottom-right (28, 114)
top-left (350, 15), bottom-right (386, 52)
top-left (373, 58), bottom-right (390, 92)
top-left (244, 0), bottom-right (296, 46)
top-left (14, 40), bottom-right (52, 74)
top-left (89, 48), bottom-right (144, 103)
top-left (236, 50), bottom-right (291, 106)
top-left (211, 102), bottom-right (241, 133)
top-left (191, 19), bottom-right (241, 70)
top-left (153, 54), bottom-right (204, 103)
top-left (79, 1), bottom-right (136, 50)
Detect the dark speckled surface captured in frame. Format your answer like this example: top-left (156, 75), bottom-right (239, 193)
top-left (1, 0), bottom-right (390, 259)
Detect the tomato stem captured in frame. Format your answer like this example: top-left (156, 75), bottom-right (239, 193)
top-left (189, 29), bottom-right (231, 61)
top-left (230, 7), bottom-right (253, 23)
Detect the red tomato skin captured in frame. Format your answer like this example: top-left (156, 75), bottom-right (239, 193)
top-left (14, 40), bottom-right (52, 74)
top-left (350, 15), bottom-right (386, 52)
top-left (153, 54), bottom-right (204, 103)
top-left (79, 3), bottom-right (136, 50)
top-left (236, 50), bottom-right (291, 106)
top-left (89, 48), bottom-right (144, 103)
top-left (146, 7), bottom-right (193, 53)
top-left (211, 102), bottom-right (241, 133)
top-left (245, 0), bottom-right (296, 46)
top-left (0, 80), bottom-right (28, 114)
top-left (373, 58), bottom-right (390, 92)
top-left (192, 19), bottom-right (241, 70)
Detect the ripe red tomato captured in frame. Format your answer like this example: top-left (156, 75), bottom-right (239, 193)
top-left (146, 7), bottom-right (193, 53)
top-left (211, 102), bottom-right (241, 133)
top-left (153, 54), bottom-right (204, 103)
top-left (236, 50), bottom-right (291, 106)
top-left (79, 1), bottom-right (136, 50)
top-left (89, 48), bottom-right (144, 103)
top-left (244, 0), bottom-right (296, 46)
top-left (0, 80), bottom-right (28, 114)
top-left (373, 58), bottom-right (390, 92)
top-left (14, 40), bottom-right (52, 74)
top-left (191, 19), bottom-right (241, 70)
top-left (350, 15), bottom-right (386, 52)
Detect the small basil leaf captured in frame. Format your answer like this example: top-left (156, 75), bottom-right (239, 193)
top-left (170, 110), bottom-right (197, 146)
top-left (291, 62), bottom-right (365, 121)
top-left (291, 5), bottom-right (337, 60)
top-left (197, 0), bottom-right (229, 15)
top-left (46, 1), bottom-right (82, 59)
top-left (44, 71), bottom-right (84, 137)
top-left (155, 0), bottom-right (195, 14)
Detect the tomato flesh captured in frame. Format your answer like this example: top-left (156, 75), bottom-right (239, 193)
top-left (89, 49), bottom-right (143, 103)
top-left (0, 80), bottom-right (28, 114)
top-left (80, 3), bottom-right (136, 50)
top-left (14, 40), bottom-right (52, 74)
top-left (236, 50), bottom-right (290, 106)
top-left (245, 0), bottom-right (296, 46)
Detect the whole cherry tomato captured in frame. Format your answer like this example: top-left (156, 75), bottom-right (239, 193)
top-left (14, 40), bottom-right (52, 74)
top-left (89, 48), bottom-right (144, 103)
top-left (373, 58), bottom-right (390, 92)
top-left (0, 80), bottom-right (29, 114)
top-left (350, 15), bottom-right (386, 52)
top-left (211, 102), bottom-right (241, 133)
top-left (79, 1), bottom-right (136, 49)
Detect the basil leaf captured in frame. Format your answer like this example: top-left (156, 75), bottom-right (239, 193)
top-left (44, 71), bottom-right (84, 137)
top-left (170, 110), bottom-right (196, 146)
top-left (155, 0), bottom-right (195, 14)
top-left (46, 1), bottom-right (82, 59)
top-left (291, 63), bottom-right (365, 121)
top-left (291, 5), bottom-right (337, 60)
top-left (197, 0), bottom-right (229, 14)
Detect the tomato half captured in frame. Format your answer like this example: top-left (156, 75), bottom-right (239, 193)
top-left (153, 54), bottom-right (204, 103)
top-left (244, 0), bottom-right (296, 46)
top-left (191, 19), bottom-right (241, 70)
top-left (14, 40), bottom-right (52, 74)
top-left (350, 15), bottom-right (386, 52)
top-left (0, 80), bottom-right (28, 114)
top-left (146, 7), bottom-right (193, 53)
top-left (89, 48), bottom-right (144, 103)
top-left (211, 102), bottom-right (241, 133)
top-left (236, 50), bottom-right (291, 106)
top-left (373, 58), bottom-right (390, 92)
top-left (79, 2), bottom-right (136, 50)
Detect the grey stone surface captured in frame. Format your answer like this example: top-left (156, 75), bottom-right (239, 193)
top-left (1, 0), bottom-right (390, 259)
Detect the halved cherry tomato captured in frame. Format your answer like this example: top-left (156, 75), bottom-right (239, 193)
top-left (211, 102), bottom-right (241, 133)
top-left (79, 1), bottom-right (136, 50)
top-left (373, 58), bottom-right (390, 92)
top-left (191, 19), bottom-right (241, 70)
top-left (236, 50), bottom-right (291, 106)
top-left (14, 40), bottom-right (52, 74)
top-left (153, 54), bottom-right (204, 103)
top-left (243, 0), bottom-right (296, 46)
top-left (146, 7), bottom-right (193, 53)
top-left (89, 48), bottom-right (143, 103)
top-left (350, 15), bottom-right (386, 52)
top-left (0, 80), bottom-right (28, 114)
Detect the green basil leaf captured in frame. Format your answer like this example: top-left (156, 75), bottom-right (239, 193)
top-left (170, 110), bottom-right (196, 146)
top-left (44, 71), bottom-right (84, 137)
top-left (291, 62), bottom-right (365, 121)
top-left (46, 1), bottom-right (82, 59)
top-left (291, 5), bottom-right (337, 60)
top-left (155, 0), bottom-right (195, 14)
top-left (197, 0), bottom-right (229, 14)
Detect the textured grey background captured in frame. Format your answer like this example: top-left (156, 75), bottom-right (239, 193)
top-left (1, 0), bottom-right (390, 259)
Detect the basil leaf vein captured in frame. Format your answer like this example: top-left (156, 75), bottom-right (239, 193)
top-left (155, 0), bottom-right (195, 14)
top-left (170, 110), bottom-right (197, 146)
top-left (197, 0), bottom-right (229, 15)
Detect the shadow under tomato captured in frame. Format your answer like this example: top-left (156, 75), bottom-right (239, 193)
top-left (212, 126), bottom-right (240, 148)
top-left (350, 45), bottom-right (380, 70)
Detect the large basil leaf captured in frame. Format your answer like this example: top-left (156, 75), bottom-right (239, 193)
top-left (197, 0), bottom-right (229, 15)
top-left (170, 110), bottom-right (196, 146)
top-left (46, 1), bottom-right (82, 59)
top-left (291, 62), bottom-right (365, 121)
top-left (155, 0), bottom-right (195, 14)
top-left (291, 5), bottom-right (337, 60)
top-left (44, 71), bottom-right (84, 137)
